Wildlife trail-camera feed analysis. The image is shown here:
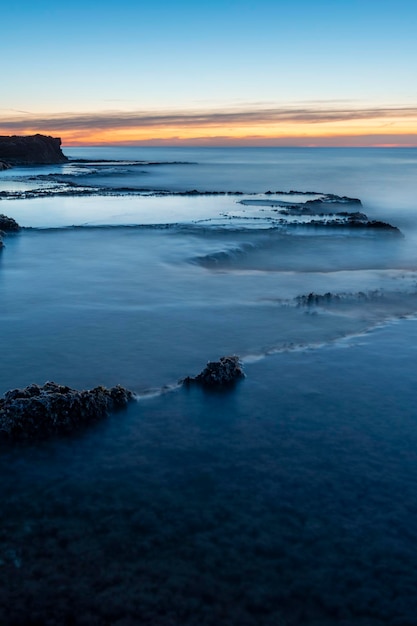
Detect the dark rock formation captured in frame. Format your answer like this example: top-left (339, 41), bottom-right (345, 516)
top-left (295, 289), bottom-right (384, 307)
top-left (326, 217), bottom-right (400, 233)
top-left (0, 134), bottom-right (68, 165)
top-left (361, 219), bottom-right (401, 232)
top-left (306, 194), bottom-right (362, 206)
top-left (183, 355), bottom-right (245, 388)
top-left (296, 292), bottom-right (341, 306)
top-left (0, 381), bottom-right (134, 440)
top-left (0, 214), bottom-right (20, 232)
top-left (0, 214), bottom-right (20, 249)
top-left (0, 161), bottom-right (12, 171)
top-left (294, 216), bottom-right (402, 234)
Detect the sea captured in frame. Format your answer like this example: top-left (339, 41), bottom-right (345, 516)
top-left (1, 147), bottom-right (417, 625)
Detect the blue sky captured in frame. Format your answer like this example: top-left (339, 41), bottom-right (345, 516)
top-left (2, 0), bottom-right (416, 144)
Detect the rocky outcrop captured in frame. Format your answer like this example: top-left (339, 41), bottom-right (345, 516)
top-left (183, 355), bottom-right (245, 388)
top-left (305, 194), bottom-right (362, 206)
top-left (0, 381), bottom-right (134, 440)
top-left (295, 289), bottom-right (385, 307)
top-left (0, 134), bottom-right (67, 165)
top-left (0, 214), bottom-right (20, 232)
top-left (0, 214), bottom-right (20, 249)
top-left (0, 161), bottom-right (12, 170)
top-left (296, 292), bottom-right (341, 306)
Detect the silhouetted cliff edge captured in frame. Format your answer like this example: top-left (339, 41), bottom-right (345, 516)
top-left (0, 134), bottom-right (67, 165)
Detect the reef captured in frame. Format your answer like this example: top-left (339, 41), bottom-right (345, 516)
top-left (0, 381), bottom-right (134, 440)
top-left (183, 355), bottom-right (245, 388)
top-left (0, 134), bottom-right (68, 165)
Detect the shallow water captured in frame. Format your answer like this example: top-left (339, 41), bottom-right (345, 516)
top-left (2, 224), bottom-right (417, 398)
top-left (2, 321), bottom-right (417, 625)
top-left (1, 148), bottom-right (417, 624)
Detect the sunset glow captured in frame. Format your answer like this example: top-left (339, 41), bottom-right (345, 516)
top-left (2, 106), bottom-right (417, 147)
top-left (1, 0), bottom-right (416, 146)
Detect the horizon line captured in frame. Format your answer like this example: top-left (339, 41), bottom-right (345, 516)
top-left (1, 103), bottom-right (417, 148)
top-left (63, 142), bottom-right (417, 148)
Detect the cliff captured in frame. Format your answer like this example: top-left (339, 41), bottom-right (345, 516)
top-left (0, 134), bottom-right (68, 165)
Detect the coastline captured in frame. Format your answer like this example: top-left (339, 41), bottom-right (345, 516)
top-left (1, 146), bottom-right (417, 623)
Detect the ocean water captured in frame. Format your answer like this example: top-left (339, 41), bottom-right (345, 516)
top-left (1, 147), bottom-right (417, 625)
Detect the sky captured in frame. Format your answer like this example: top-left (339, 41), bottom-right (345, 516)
top-left (1, 0), bottom-right (416, 146)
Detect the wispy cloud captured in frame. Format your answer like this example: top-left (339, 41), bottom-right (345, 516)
top-left (1, 105), bottom-right (417, 133)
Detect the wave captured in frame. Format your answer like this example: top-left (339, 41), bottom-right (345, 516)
top-left (241, 311), bottom-right (417, 365)
top-left (133, 381), bottom-right (183, 400)
top-left (129, 310), bottom-right (417, 398)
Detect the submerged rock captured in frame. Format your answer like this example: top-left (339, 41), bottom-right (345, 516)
top-left (183, 355), bottom-right (245, 388)
top-left (0, 381), bottom-right (134, 440)
top-left (0, 214), bottom-right (20, 232)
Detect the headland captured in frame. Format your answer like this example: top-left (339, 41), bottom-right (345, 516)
top-left (0, 134), bottom-right (67, 166)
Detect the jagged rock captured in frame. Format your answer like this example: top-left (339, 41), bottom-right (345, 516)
top-left (306, 195), bottom-right (362, 206)
top-left (304, 217), bottom-right (401, 233)
top-left (363, 219), bottom-right (401, 232)
top-left (0, 161), bottom-right (11, 170)
top-left (0, 381), bottom-right (134, 440)
top-left (0, 214), bottom-right (20, 232)
top-left (183, 356), bottom-right (245, 388)
top-left (0, 134), bottom-right (67, 165)
top-left (295, 289), bottom-right (385, 307)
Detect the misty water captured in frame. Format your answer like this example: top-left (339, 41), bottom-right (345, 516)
top-left (1, 148), bottom-right (417, 625)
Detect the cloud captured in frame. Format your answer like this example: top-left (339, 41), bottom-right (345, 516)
top-left (1, 104), bottom-right (417, 133)
top-left (87, 134), bottom-right (417, 148)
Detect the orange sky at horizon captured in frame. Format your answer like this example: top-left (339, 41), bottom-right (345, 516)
top-left (7, 127), bottom-right (417, 149)
top-left (2, 107), bottom-right (417, 147)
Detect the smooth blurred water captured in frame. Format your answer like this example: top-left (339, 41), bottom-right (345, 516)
top-left (62, 145), bottom-right (417, 202)
top-left (1, 148), bottom-right (417, 625)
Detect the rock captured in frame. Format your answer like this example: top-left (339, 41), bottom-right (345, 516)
top-left (183, 355), bottom-right (245, 388)
top-left (0, 214), bottom-right (20, 232)
top-left (363, 219), bottom-right (401, 232)
top-left (0, 381), bottom-right (134, 440)
top-left (296, 292), bottom-right (340, 306)
top-left (0, 161), bottom-right (12, 171)
top-left (0, 134), bottom-right (67, 165)
top-left (306, 194), bottom-right (362, 206)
